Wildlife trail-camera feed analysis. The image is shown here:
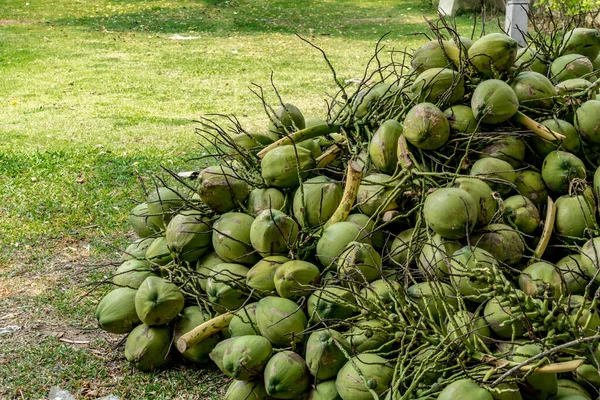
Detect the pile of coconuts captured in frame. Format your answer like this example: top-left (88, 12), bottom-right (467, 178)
top-left (94, 17), bottom-right (600, 400)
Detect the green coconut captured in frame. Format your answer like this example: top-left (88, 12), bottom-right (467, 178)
top-left (471, 79), bottom-right (519, 124)
top-left (352, 88), bottom-right (381, 119)
top-left (250, 209), bottom-right (298, 256)
top-left (246, 256), bottom-right (289, 294)
top-left (212, 212), bottom-right (260, 265)
top-left (268, 103), bottom-right (306, 136)
top-left (388, 228), bottom-right (426, 267)
top-left (173, 306), bottom-right (220, 363)
top-left (556, 78), bottom-right (596, 99)
top-left (359, 279), bottom-right (402, 312)
top-left (472, 223), bottom-right (525, 266)
top-left (403, 102), bottom-right (450, 150)
top-left (408, 282), bottom-right (458, 324)
top-left (255, 296), bottom-right (307, 347)
top-left (228, 302), bottom-right (259, 337)
top-left (580, 237), bottom-right (600, 284)
top-left (514, 170), bottom-right (549, 207)
top-left (305, 329), bottom-right (351, 381)
top-left (484, 296), bottom-right (527, 339)
top-left (555, 195), bottom-right (597, 239)
top-left (310, 380), bottom-right (341, 400)
top-left (551, 54), bottom-right (594, 83)
top-left (443, 104), bottom-right (478, 133)
top-left (246, 188), bottom-right (287, 217)
top-left (445, 311), bottom-right (492, 352)
top-left (195, 252), bottom-right (224, 292)
top-left (209, 338), bottom-right (235, 371)
top-left (575, 100), bottom-right (600, 145)
top-left (452, 177), bottom-right (498, 227)
top-left (297, 138), bottom-right (322, 158)
top-left (470, 157), bottom-right (516, 196)
top-left (355, 173), bottom-right (399, 216)
top-left (335, 354), bottom-right (393, 400)
top-left (556, 254), bottom-right (588, 295)
top-left (124, 324), bottom-right (172, 371)
top-left (512, 344), bottom-right (559, 399)
top-left (503, 195), bottom-right (541, 234)
top-left (423, 187), bottom-right (478, 239)
top-left (197, 165), bottom-right (249, 213)
top-left (308, 286), bottom-right (356, 321)
top-left (205, 263), bottom-right (249, 313)
top-left (410, 40), bottom-right (458, 74)
top-left (274, 260), bottom-right (320, 299)
top-left (129, 202), bottom-right (156, 238)
top-left (122, 237), bottom-right (156, 261)
top-left (316, 222), bottom-right (371, 267)
top-left (145, 236), bottom-right (173, 266)
top-left (113, 259), bottom-right (154, 289)
top-left (224, 380), bottom-right (271, 400)
top-left (345, 213), bottom-right (385, 249)
top-left (368, 119), bottom-right (403, 174)
top-left (264, 351), bottom-right (310, 399)
top-left (411, 68), bottom-right (465, 105)
top-left (556, 77), bottom-right (596, 94)
top-left (165, 210), bottom-right (212, 262)
top-left (346, 319), bottom-right (392, 353)
top-left (261, 145), bottom-right (315, 188)
top-left (95, 287), bottom-right (140, 334)
top-left (146, 187), bottom-right (187, 229)
top-left (293, 176), bottom-right (343, 228)
top-left (220, 335), bottom-right (273, 380)
top-left (511, 71), bottom-right (556, 109)
top-left (232, 132), bottom-right (275, 155)
top-left (519, 261), bottom-right (563, 299)
top-left (574, 364), bottom-right (600, 389)
top-left (532, 119), bottom-right (581, 158)
top-left (560, 28), bottom-right (600, 60)
top-left (438, 379), bottom-right (493, 400)
top-left (554, 379), bottom-right (592, 400)
top-left (514, 47), bottom-right (547, 74)
top-left (418, 234), bottom-right (462, 277)
top-left (481, 136), bottom-right (526, 169)
top-left (134, 276), bottom-right (184, 326)
top-left (468, 33), bottom-right (518, 77)
top-left (336, 241), bottom-right (382, 285)
top-left (449, 246), bottom-right (499, 303)
top-left (541, 150), bottom-right (586, 194)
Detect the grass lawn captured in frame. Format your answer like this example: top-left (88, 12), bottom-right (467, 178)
top-left (0, 1), bottom-right (490, 398)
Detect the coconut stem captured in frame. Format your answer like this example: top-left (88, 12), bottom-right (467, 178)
top-left (257, 123), bottom-right (342, 158)
top-left (513, 112), bottom-right (566, 141)
top-left (396, 134), bottom-right (413, 170)
top-left (315, 143), bottom-right (344, 168)
top-left (532, 196), bottom-right (556, 262)
top-left (323, 157), bottom-right (364, 229)
top-left (176, 313), bottom-right (233, 353)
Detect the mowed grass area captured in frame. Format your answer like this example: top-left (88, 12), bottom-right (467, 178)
top-left (0, 1), bottom-right (487, 398)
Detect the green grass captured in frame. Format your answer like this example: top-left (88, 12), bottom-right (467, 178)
top-left (0, 0), bottom-right (488, 397)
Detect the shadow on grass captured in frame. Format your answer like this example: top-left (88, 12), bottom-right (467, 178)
top-left (51, 0), bottom-right (437, 39)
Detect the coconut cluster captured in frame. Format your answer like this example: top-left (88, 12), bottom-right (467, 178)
top-left (94, 23), bottom-right (600, 400)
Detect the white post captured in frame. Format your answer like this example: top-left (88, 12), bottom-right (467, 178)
top-left (505, 0), bottom-right (530, 47)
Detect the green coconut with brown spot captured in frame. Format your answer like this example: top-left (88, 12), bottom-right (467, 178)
top-left (403, 102), bottom-right (450, 150)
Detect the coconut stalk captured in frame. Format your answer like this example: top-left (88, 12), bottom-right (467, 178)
top-left (531, 196), bottom-right (556, 262)
top-left (176, 312), bottom-right (233, 353)
top-left (513, 112), bottom-right (566, 141)
top-left (323, 156), bottom-right (364, 229)
top-left (315, 143), bottom-right (344, 168)
top-left (257, 123), bottom-right (342, 158)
